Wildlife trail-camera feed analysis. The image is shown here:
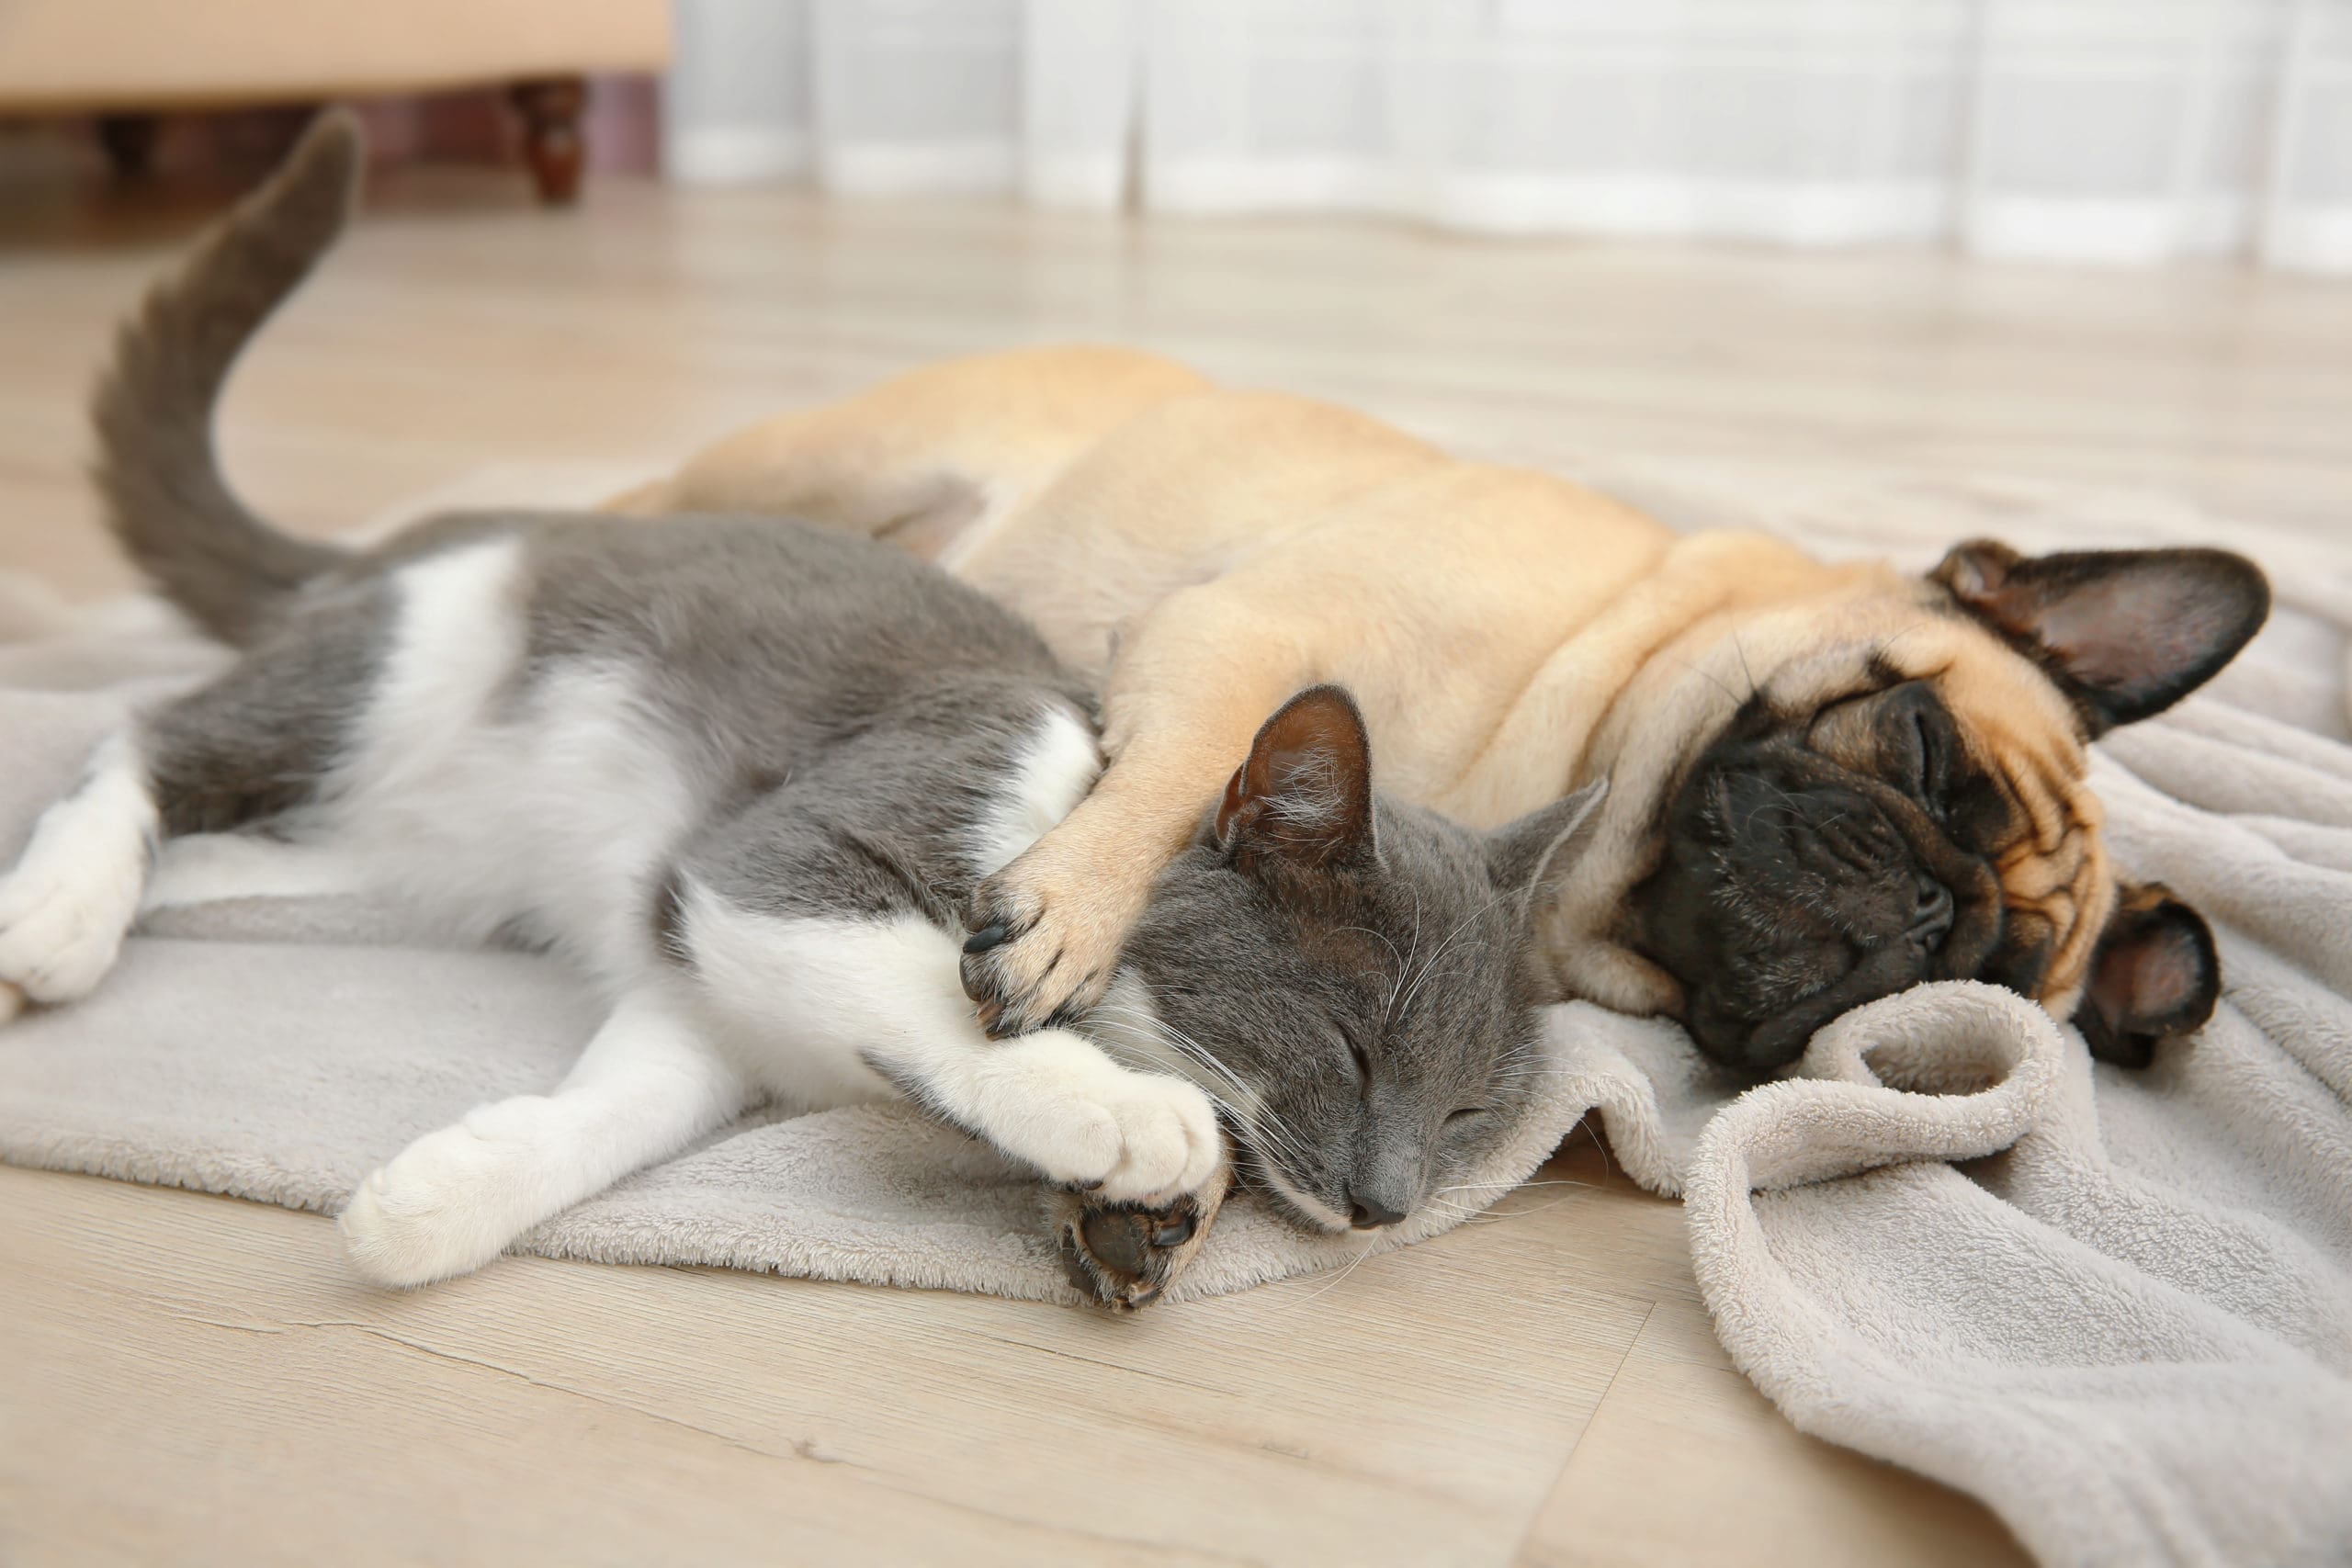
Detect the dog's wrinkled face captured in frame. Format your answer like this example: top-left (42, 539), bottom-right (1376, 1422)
top-left (1618, 540), bottom-right (2268, 1075)
top-left (1102, 686), bottom-right (1602, 1234)
top-left (1638, 677), bottom-right (2013, 1069)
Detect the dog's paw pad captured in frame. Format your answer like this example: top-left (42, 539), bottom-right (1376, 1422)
top-left (1057, 1189), bottom-right (1215, 1314)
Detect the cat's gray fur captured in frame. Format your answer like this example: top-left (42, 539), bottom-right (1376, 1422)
top-left (20, 111), bottom-right (1605, 1305)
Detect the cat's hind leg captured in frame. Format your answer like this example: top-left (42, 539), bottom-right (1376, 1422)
top-left (0, 731), bottom-right (159, 1022)
top-left (339, 987), bottom-right (745, 1288)
top-left (142, 831), bottom-right (376, 912)
top-left (3, 592), bottom-right (390, 1022)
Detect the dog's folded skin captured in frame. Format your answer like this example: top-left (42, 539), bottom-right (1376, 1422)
top-left (631, 352), bottom-right (2267, 1074)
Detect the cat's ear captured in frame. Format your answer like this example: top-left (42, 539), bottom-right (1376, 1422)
top-left (1486, 777), bottom-right (1607, 921)
top-left (1931, 540), bottom-right (2268, 736)
top-left (1215, 684), bottom-right (1375, 874)
top-left (2075, 886), bottom-right (2220, 1068)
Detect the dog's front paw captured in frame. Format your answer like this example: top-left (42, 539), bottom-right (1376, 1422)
top-left (960, 839), bottom-right (1147, 1038)
top-left (339, 1106), bottom-right (542, 1288)
top-left (975, 1033), bottom-right (1223, 1205)
top-left (1056, 1166), bottom-right (1230, 1313)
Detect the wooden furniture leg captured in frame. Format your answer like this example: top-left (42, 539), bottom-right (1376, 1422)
top-left (96, 113), bottom-right (161, 179)
top-left (509, 77), bottom-right (585, 205)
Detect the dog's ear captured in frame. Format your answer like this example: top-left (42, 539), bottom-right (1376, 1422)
top-left (1216, 684), bottom-right (1375, 874)
top-left (1487, 777), bottom-right (1608, 920)
top-left (1932, 540), bottom-right (2269, 735)
top-left (2075, 887), bottom-right (2220, 1068)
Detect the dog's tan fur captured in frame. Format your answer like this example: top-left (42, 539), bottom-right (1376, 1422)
top-left (616, 346), bottom-right (2117, 1030)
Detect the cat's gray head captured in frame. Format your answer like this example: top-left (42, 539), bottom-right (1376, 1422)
top-left (1088, 685), bottom-right (1602, 1234)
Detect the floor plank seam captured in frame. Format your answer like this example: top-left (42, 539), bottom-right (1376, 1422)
top-left (1504, 1297), bottom-right (1659, 1564)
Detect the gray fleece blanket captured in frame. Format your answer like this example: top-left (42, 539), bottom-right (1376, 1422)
top-left (2, 463), bottom-right (2347, 1566)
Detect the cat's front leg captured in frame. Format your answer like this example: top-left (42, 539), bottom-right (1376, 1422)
top-left (340, 987), bottom-right (743, 1287)
top-left (925, 1027), bottom-right (1234, 1309)
top-left (896, 1021), bottom-right (1233, 1308)
top-left (673, 886), bottom-right (1229, 1304)
top-left (952, 1027), bottom-right (1225, 1205)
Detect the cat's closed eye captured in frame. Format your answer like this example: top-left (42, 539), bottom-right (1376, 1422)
top-left (1338, 1026), bottom-right (1371, 1083)
top-left (1444, 1106), bottom-right (1491, 1132)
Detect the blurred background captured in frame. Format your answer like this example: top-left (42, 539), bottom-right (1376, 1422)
top-left (662, 0), bottom-right (2352, 271)
top-left (4, 0), bottom-right (2347, 271)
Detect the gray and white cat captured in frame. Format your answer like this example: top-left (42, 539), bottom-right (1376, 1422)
top-left (0, 116), bottom-right (1602, 1306)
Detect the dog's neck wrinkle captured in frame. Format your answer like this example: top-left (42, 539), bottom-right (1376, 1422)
top-left (1441, 535), bottom-right (1871, 828)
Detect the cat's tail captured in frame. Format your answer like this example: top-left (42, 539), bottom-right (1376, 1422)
top-left (90, 109), bottom-right (363, 646)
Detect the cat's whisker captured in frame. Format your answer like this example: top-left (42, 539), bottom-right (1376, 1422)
top-left (1091, 1022), bottom-right (1305, 1150)
top-left (1084, 1007), bottom-right (1241, 1082)
top-left (1382, 886), bottom-right (1423, 1026)
top-left (1085, 1005), bottom-right (1329, 1173)
top-left (1284, 1235), bottom-right (1382, 1311)
top-left (1423, 1193), bottom-right (1571, 1226)
top-left (1391, 886), bottom-right (1512, 1025)
top-left (1573, 1116), bottom-right (1615, 1182)
top-left (1078, 1017), bottom-right (1300, 1151)
top-left (1084, 1007), bottom-right (1261, 1102)
top-left (1085, 1019), bottom-right (1326, 1176)
top-left (1438, 1177), bottom-right (1599, 1189)
top-left (1230, 1105), bottom-right (1323, 1172)
top-left (1331, 924), bottom-right (1404, 1002)
top-left (1433, 1177), bottom-right (1603, 1196)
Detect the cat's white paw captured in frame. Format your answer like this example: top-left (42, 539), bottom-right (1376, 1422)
top-left (0, 817), bottom-right (152, 1016)
top-left (977, 1033), bottom-right (1221, 1204)
top-left (340, 1106), bottom-right (545, 1288)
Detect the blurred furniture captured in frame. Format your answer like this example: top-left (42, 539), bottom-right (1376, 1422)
top-left (0, 0), bottom-right (670, 201)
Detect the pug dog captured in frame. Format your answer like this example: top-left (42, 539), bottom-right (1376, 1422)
top-left (619, 355), bottom-right (2263, 1077)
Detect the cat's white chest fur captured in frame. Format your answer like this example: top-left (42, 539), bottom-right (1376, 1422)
top-left (967, 704), bottom-right (1101, 879)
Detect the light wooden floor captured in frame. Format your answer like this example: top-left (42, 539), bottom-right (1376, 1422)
top-left (4, 158), bottom-right (2344, 1566)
